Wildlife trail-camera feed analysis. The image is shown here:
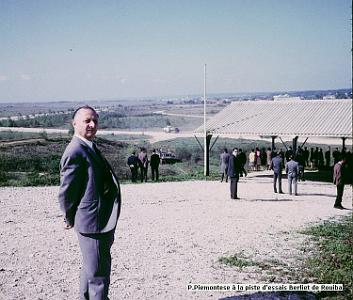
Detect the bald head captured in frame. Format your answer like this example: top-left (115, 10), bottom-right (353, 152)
top-left (72, 106), bottom-right (99, 141)
top-left (72, 105), bottom-right (98, 120)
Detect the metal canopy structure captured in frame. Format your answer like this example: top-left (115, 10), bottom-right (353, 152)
top-left (195, 99), bottom-right (352, 138)
top-left (194, 99), bottom-right (352, 176)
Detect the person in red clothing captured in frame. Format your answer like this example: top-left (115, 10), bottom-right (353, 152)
top-left (138, 147), bottom-right (149, 182)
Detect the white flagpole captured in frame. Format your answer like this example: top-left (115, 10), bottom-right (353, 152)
top-left (203, 64), bottom-right (207, 176)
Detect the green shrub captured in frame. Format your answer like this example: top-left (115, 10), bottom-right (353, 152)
top-left (301, 216), bottom-right (353, 299)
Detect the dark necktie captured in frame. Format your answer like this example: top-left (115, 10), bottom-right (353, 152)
top-left (93, 143), bottom-right (113, 180)
top-left (93, 143), bottom-right (117, 196)
top-left (93, 143), bottom-right (108, 166)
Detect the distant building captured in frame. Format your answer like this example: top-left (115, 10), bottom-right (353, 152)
top-left (323, 95), bottom-right (336, 100)
top-left (273, 94), bottom-right (302, 101)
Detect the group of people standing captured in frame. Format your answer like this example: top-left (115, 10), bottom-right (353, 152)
top-left (127, 148), bottom-right (161, 182)
top-left (220, 145), bottom-right (352, 206)
top-left (270, 146), bottom-right (352, 201)
top-left (220, 148), bottom-right (246, 183)
top-left (220, 147), bottom-right (247, 199)
top-left (270, 151), bottom-right (300, 195)
top-left (274, 146), bottom-right (343, 171)
top-left (248, 148), bottom-right (262, 171)
top-left (236, 145), bottom-right (343, 174)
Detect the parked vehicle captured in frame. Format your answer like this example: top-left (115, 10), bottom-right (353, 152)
top-left (163, 125), bottom-right (180, 133)
top-left (159, 150), bottom-right (181, 164)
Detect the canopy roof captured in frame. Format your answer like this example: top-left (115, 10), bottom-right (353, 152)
top-left (195, 99), bottom-right (352, 138)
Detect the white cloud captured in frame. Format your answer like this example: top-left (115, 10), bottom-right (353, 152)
top-left (112, 75), bottom-right (128, 84)
top-left (19, 74), bottom-right (32, 81)
top-left (85, 73), bottom-right (93, 80)
top-left (0, 75), bottom-right (8, 81)
top-left (152, 78), bottom-right (167, 84)
top-left (119, 77), bottom-right (127, 84)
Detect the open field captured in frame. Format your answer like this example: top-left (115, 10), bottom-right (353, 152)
top-left (0, 172), bottom-right (351, 299)
top-left (0, 100), bottom-right (228, 133)
top-left (2, 133), bottom-right (347, 188)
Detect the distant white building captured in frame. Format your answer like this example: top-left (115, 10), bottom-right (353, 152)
top-left (323, 95), bottom-right (336, 100)
top-left (273, 94), bottom-right (302, 101)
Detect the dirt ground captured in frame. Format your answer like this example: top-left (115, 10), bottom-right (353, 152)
top-left (0, 171), bottom-right (351, 299)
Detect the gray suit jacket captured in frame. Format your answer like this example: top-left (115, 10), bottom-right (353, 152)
top-left (286, 160), bottom-right (299, 178)
top-left (220, 152), bottom-right (230, 173)
top-left (58, 136), bottom-right (121, 234)
top-left (271, 156), bottom-right (283, 174)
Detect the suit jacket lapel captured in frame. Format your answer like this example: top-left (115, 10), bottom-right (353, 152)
top-left (72, 136), bottom-right (121, 197)
top-left (72, 136), bottom-right (103, 166)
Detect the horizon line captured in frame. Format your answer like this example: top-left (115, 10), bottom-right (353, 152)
top-left (0, 87), bottom-right (351, 104)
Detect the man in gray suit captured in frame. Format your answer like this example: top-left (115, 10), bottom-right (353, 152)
top-left (58, 105), bottom-right (121, 300)
top-left (220, 148), bottom-right (230, 182)
top-left (270, 152), bottom-right (284, 194)
top-left (286, 155), bottom-right (299, 195)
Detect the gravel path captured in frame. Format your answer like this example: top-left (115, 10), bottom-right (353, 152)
top-left (0, 172), bottom-right (351, 299)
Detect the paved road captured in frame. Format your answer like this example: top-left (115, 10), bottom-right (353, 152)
top-left (0, 126), bottom-right (201, 143)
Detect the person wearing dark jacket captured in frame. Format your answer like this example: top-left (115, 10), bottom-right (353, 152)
top-left (227, 148), bottom-right (247, 199)
top-left (318, 148), bottom-right (324, 169)
top-left (127, 151), bottom-right (139, 182)
top-left (296, 147), bottom-right (306, 181)
top-left (238, 148), bottom-right (247, 177)
top-left (324, 148), bottom-right (331, 168)
top-left (332, 148), bottom-right (340, 165)
top-left (285, 146), bottom-right (293, 162)
top-left (150, 149), bottom-right (160, 181)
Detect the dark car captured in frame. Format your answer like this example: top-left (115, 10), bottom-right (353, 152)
top-left (159, 151), bottom-right (181, 164)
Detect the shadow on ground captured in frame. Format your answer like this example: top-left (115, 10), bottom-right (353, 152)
top-left (248, 199), bottom-right (294, 202)
top-left (301, 193), bottom-right (335, 198)
top-left (219, 291), bottom-right (318, 300)
top-left (302, 170), bottom-right (332, 183)
top-left (252, 170), bottom-right (333, 183)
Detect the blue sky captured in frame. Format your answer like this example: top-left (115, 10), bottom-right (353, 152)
top-left (0, 0), bottom-right (351, 102)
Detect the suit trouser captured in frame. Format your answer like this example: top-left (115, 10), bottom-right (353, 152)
top-left (230, 177), bottom-right (239, 199)
top-left (288, 176), bottom-right (297, 195)
top-left (77, 230), bottom-right (115, 300)
top-left (130, 167), bottom-right (138, 182)
top-left (140, 167), bottom-right (148, 182)
top-left (151, 167), bottom-right (159, 181)
top-left (335, 184), bottom-right (344, 206)
top-left (221, 170), bottom-right (228, 182)
top-left (273, 173), bottom-right (282, 192)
